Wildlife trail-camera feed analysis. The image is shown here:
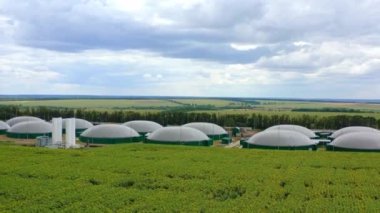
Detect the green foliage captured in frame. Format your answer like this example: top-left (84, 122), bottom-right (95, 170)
top-left (1, 105), bottom-right (380, 129)
top-left (0, 142), bottom-right (379, 212)
top-left (292, 108), bottom-right (363, 113)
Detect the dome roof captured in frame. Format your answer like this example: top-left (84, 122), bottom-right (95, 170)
top-left (182, 122), bottom-right (227, 136)
top-left (247, 130), bottom-right (316, 147)
top-left (123, 120), bottom-right (162, 133)
top-left (147, 127), bottom-right (210, 142)
top-left (331, 126), bottom-right (379, 139)
top-left (265, 125), bottom-right (317, 138)
top-left (329, 132), bottom-right (380, 150)
top-left (80, 124), bottom-right (140, 139)
top-left (8, 121), bottom-right (52, 134)
top-left (0, 121), bottom-right (10, 130)
top-left (6, 116), bottom-right (44, 127)
top-left (63, 118), bottom-right (93, 130)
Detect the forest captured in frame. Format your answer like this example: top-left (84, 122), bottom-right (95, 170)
top-left (0, 105), bottom-right (378, 130)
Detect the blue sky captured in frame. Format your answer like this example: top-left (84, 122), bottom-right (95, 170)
top-left (0, 0), bottom-right (380, 98)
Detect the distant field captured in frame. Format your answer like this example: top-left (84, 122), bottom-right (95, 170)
top-left (0, 99), bottom-right (180, 109)
top-left (171, 99), bottom-right (243, 107)
top-left (0, 98), bottom-right (379, 109)
top-left (196, 109), bottom-right (380, 119)
top-left (0, 142), bottom-right (379, 212)
top-left (1, 98), bottom-right (380, 117)
top-left (256, 100), bottom-right (380, 112)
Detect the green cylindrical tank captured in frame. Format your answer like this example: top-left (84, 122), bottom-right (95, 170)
top-left (232, 127), bottom-right (240, 137)
top-left (221, 137), bottom-right (232, 144)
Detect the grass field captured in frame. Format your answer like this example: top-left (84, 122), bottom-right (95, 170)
top-left (0, 98), bottom-right (243, 109)
top-left (0, 99), bottom-right (181, 109)
top-left (1, 98), bottom-right (380, 119)
top-left (256, 100), bottom-right (380, 112)
top-left (0, 142), bottom-right (379, 212)
top-left (194, 109), bottom-right (380, 119)
top-left (171, 99), bottom-right (243, 107)
top-left (1, 98), bottom-right (379, 111)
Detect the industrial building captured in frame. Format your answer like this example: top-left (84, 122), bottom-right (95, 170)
top-left (6, 116), bottom-right (44, 127)
top-left (79, 124), bottom-right (142, 144)
top-left (241, 130), bottom-right (317, 150)
top-left (146, 126), bottom-right (212, 146)
top-left (63, 118), bottom-right (93, 136)
top-left (122, 120), bottom-right (163, 135)
top-left (0, 121), bottom-right (10, 134)
top-left (183, 122), bottom-right (228, 140)
top-left (327, 132), bottom-right (380, 152)
top-left (330, 126), bottom-right (379, 139)
top-left (6, 121), bottom-right (53, 139)
top-left (265, 124), bottom-right (317, 138)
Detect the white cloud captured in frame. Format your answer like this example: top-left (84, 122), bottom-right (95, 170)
top-left (230, 43), bottom-right (260, 51)
top-left (0, 1), bottom-right (380, 98)
top-left (293, 41), bottom-right (312, 47)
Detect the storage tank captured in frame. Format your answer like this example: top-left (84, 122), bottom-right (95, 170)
top-left (79, 124), bottom-right (141, 144)
top-left (146, 127), bottom-right (212, 146)
top-left (327, 132), bottom-right (380, 152)
top-left (7, 121), bottom-right (52, 139)
top-left (183, 122), bottom-right (228, 140)
top-left (122, 120), bottom-right (162, 135)
top-left (265, 124), bottom-right (317, 138)
top-left (330, 126), bottom-right (379, 139)
top-left (6, 116), bottom-right (44, 127)
top-left (0, 121), bottom-right (10, 135)
top-left (241, 130), bottom-right (317, 150)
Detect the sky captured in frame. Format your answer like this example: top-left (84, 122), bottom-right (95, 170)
top-left (0, 0), bottom-right (380, 99)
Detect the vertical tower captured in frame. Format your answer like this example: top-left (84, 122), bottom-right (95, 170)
top-left (65, 118), bottom-right (76, 148)
top-left (52, 117), bottom-right (63, 145)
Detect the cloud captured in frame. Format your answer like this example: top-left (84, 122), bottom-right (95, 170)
top-left (0, 1), bottom-right (379, 98)
top-left (1, 0), bottom-right (378, 63)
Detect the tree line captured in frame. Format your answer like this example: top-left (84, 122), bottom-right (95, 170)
top-left (292, 107), bottom-right (363, 113)
top-left (0, 105), bottom-right (379, 130)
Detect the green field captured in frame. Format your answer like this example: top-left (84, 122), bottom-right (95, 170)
top-left (0, 99), bottom-right (241, 109)
top-left (0, 142), bottom-right (379, 212)
top-left (196, 109), bottom-right (380, 119)
top-left (171, 99), bottom-right (243, 107)
top-left (2, 98), bottom-right (380, 121)
top-left (256, 100), bottom-right (380, 112)
top-left (1, 98), bottom-right (379, 112)
top-left (0, 99), bottom-right (180, 110)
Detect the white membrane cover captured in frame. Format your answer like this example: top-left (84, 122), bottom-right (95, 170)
top-left (123, 120), bottom-right (162, 133)
top-left (266, 124), bottom-right (317, 138)
top-left (80, 124), bottom-right (139, 138)
top-left (147, 126), bottom-right (210, 142)
top-left (329, 132), bottom-right (380, 150)
top-left (183, 122), bottom-right (227, 136)
top-left (247, 130), bottom-right (315, 147)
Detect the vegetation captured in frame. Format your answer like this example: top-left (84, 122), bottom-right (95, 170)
top-left (1, 98), bottom-right (379, 211)
top-left (0, 105), bottom-right (379, 130)
top-left (292, 108), bottom-right (364, 113)
top-left (0, 99), bottom-right (181, 110)
top-left (255, 100), bottom-right (380, 112)
top-left (0, 142), bottom-right (379, 212)
top-left (0, 98), bottom-right (380, 129)
top-left (2, 98), bottom-right (380, 112)
top-left (170, 99), bottom-right (244, 107)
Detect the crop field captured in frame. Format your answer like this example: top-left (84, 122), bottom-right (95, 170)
top-left (0, 99), bottom-right (181, 110)
top-left (0, 142), bottom-right (379, 212)
top-left (0, 98), bottom-right (379, 112)
top-left (196, 109), bottom-right (380, 119)
top-left (256, 100), bottom-right (380, 112)
top-left (0, 99), bottom-right (238, 110)
top-left (1, 98), bottom-right (380, 122)
top-left (171, 99), bottom-right (243, 107)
